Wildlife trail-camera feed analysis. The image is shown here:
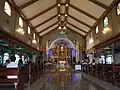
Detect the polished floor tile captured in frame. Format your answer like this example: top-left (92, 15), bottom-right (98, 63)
top-left (40, 68), bottom-right (105, 90)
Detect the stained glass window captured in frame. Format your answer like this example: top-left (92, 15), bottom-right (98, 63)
top-left (117, 3), bottom-right (120, 15)
top-left (28, 26), bottom-right (31, 34)
top-left (19, 17), bottom-right (23, 28)
top-left (104, 17), bottom-right (108, 27)
top-left (4, 2), bottom-right (11, 16)
top-left (96, 26), bottom-right (99, 34)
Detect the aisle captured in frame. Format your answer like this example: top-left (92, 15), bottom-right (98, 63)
top-left (40, 67), bottom-right (104, 90)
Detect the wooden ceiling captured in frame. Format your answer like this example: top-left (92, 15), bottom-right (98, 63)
top-left (8, 0), bottom-right (119, 37)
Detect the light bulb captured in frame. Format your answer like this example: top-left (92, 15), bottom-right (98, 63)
top-left (65, 14), bottom-right (67, 16)
top-left (58, 26), bottom-right (62, 29)
top-left (63, 26), bottom-right (66, 29)
top-left (66, 4), bottom-right (68, 6)
top-left (58, 4), bottom-right (60, 6)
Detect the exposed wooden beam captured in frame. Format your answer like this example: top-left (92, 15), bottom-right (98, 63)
top-left (67, 22), bottom-right (88, 34)
top-left (57, 0), bottom-right (60, 22)
top-left (28, 4), bottom-right (57, 21)
top-left (69, 4), bottom-right (98, 20)
top-left (67, 27), bottom-right (85, 37)
top-left (65, 0), bottom-right (70, 22)
top-left (68, 14), bottom-right (92, 28)
top-left (40, 27), bottom-right (58, 36)
top-left (38, 21), bottom-right (58, 34)
top-left (34, 14), bottom-right (57, 28)
top-left (10, 0), bottom-right (38, 34)
top-left (88, 0), bottom-right (120, 35)
top-left (89, 0), bottom-right (108, 9)
top-left (18, 0), bottom-right (39, 10)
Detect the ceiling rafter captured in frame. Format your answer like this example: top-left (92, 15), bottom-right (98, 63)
top-left (38, 21), bottom-right (58, 34)
top-left (68, 14), bottom-right (92, 28)
top-left (67, 22), bottom-right (88, 34)
top-left (34, 14), bottom-right (58, 29)
top-left (88, 0), bottom-right (108, 9)
top-left (69, 4), bottom-right (98, 20)
top-left (88, 0), bottom-right (120, 35)
top-left (67, 27), bottom-right (85, 37)
top-left (57, 0), bottom-right (60, 22)
top-left (18, 0), bottom-right (39, 10)
top-left (9, 0), bottom-right (38, 34)
top-left (28, 4), bottom-right (57, 21)
top-left (65, 0), bottom-right (70, 22)
top-left (40, 27), bottom-right (58, 36)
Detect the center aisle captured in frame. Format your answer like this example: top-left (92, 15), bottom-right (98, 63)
top-left (40, 66), bottom-right (105, 90)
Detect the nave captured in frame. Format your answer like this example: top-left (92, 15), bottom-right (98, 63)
top-left (25, 65), bottom-right (104, 90)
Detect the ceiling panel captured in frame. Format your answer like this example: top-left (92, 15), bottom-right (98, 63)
top-left (96, 0), bottom-right (113, 6)
top-left (60, 0), bottom-right (67, 3)
top-left (60, 16), bottom-right (65, 21)
top-left (70, 0), bottom-right (105, 18)
top-left (13, 0), bottom-right (31, 6)
top-left (30, 7), bottom-right (57, 26)
top-left (11, 0), bottom-right (114, 37)
top-left (67, 24), bottom-right (86, 36)
top-left (36, 17), bottom-right (58, 32)
top-left (69, 7), bottom-right (96, 26)
top-left (21, 0), bottom-right (56, 18)
top-left (40, 24), bottom-right (58, 36)
top-left (68, 17), bottom-right (90, 32)
top-left (60, 6), bottom-right (66, 14)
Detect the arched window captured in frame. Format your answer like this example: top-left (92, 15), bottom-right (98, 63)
top-left (96, 26), bottom-right (99, 34)
top-left (33, 33), bottom-right (35, 39)
top-left (19, 17), bottom-right (23, 28)
top-left (4, 2), bottom-right (11, 16)
top-left (28, 26), bottom-right (31, 34)
top-left (104, 17), bottom-right (108, 27)
top-left (117, 3), bottom-right (120, 15)
top-left (32, 33), bottom-right (37, 44)
top-left (38, 38), bottom-right (39, 42)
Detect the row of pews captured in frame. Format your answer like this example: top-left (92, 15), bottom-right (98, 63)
top-left (82, 64), bottom-right (120, 87)
top-left (0, 61), bottom-right (44, 90)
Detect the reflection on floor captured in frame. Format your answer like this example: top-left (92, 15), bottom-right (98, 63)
top-left (40, 67), bottom-right (104, 90)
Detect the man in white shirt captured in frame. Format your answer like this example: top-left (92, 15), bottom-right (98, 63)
top-left (6, 55), bottom-right (18, 79)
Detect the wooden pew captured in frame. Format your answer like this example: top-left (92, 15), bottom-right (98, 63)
top-left (102, 64), bottom-right (113, 83)
top-left (113, 64), bottom-right (120, 87)
top-left (0, 66), bottom-right (29, 90)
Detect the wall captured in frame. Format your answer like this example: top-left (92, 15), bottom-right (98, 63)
top-left (41, 28), bottom-right (85, 61)
top-left (86, 3), bottom-right (120, 51)
top-left (0, 0), bottom-right (40, 50)
top-left (86, 2), bottom-right (120, 63)
top-left (41, 28), bottom-right (85, 50)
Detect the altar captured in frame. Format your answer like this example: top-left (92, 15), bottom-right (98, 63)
top-left (52, 44), bottom-right (72, 64)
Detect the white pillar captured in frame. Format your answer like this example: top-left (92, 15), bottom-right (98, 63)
top-left (76, 41), bottom-right (79, 62)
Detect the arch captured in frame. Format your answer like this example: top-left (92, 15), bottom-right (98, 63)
top-left (49, 38), bottom-right (75, 49)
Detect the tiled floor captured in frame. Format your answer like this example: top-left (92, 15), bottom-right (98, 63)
top-left (40, 68), bottom-right (104, 90)
top-left (25, 65), bottom-right (120, 90)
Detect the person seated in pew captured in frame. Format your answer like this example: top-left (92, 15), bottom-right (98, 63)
top-left (3, 59), bottom-right (10, 67)
top-left (18, 59), bottom-right (24, 68)
top-left (92, 59), bottom-right (96, 69)
top-left (6, 55), bottom-right (18, 79)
